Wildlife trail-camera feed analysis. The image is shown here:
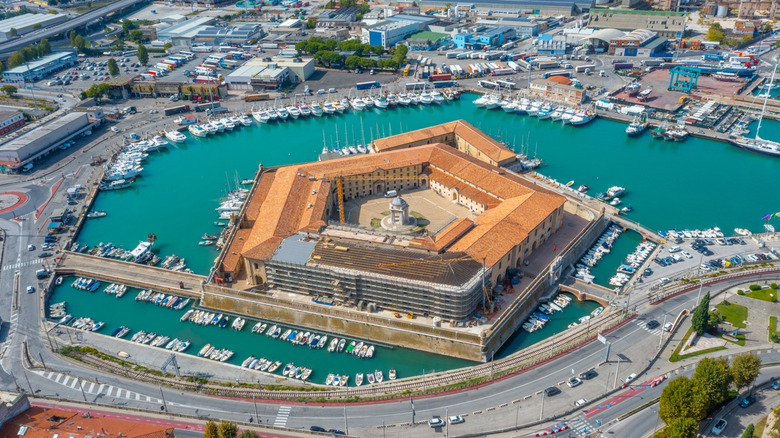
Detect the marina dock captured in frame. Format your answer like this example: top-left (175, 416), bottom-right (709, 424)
top-left (55, 251), bottom-right (205, 297)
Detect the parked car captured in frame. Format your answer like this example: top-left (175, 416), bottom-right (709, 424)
top-left (712, 418), bottom-right (727, 435)
top-left (663, 322), bottom-right (674, 332)
top-left (772, 379), bottom-right (780, 390)
top-left (111, 127), bottom-right (120, 133)
top-left (428, 417), bottom-right (445, 428)
top-left (567, 377), bottom-right (582, 388)
top-left (448, 415), bottom-right (464, 425)
top-left (574, 398), bottom-right (588, 407)
top-left (38, 252), bottom-right (52, 258)
top-left (580, 369), bottom-right (598, 380)
top-left (739, 395), bottom-right (756, 408)
top-left (544, 387), bottom-right (561, 396)
top-left (27, 244), bottom-right (35, 251)
top-left (327, 430), bottom-right (345, 435)
top-left (625, 373), bottom-right (637, 384)
top-left (309, 426), bottom-right (326, 432)
top-left (26, 286), bottom-right (35, 293)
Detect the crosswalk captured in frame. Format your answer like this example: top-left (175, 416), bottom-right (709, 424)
top-left (274, 405), bottom-right (291, 427)
top-left (2, 259), bottom-right (43, 271)
top-left (567, 415), bottom-right (598, 436)
top-left (31, 370), bottom-right (161, 404)
top-left (634, 319), bottom-right (662, 336)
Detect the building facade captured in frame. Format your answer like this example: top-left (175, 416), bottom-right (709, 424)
top-left (0, 13), bottom-right (67, 41)
top-left (529, 78), bottom-right (585, 104)
top-left (587, 8), bottom-right (686, 38)
top-left (0, 112), bottom-right (25, 136)
top-left (2, 52), bottom-right (76, 84)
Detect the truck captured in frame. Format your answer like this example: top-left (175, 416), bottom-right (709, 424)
top-left (356, 81), bottom-right (380, 90)
top-left (536, 60), bottom-right (559, 69)
top-left (575, 64), bottom-right (596, 73)
top-left (260, 43), bottom-right (278, 49)
top-left (205, 106), bottom-right (229, 115)
top-left (197, 64), bottom-right (216, 71)
top-left (429, 73), bottom-right (453, 81)
top-left (613, 62), bottom-right (633, 70)
top-left (164, 105), bottom-right (191, 116)
top-left (195, 75), bottom-right (219, 84)
top-left (490, 68), bottom-right (513, 76)
top-left (640, 60), bottom-right (664, 67)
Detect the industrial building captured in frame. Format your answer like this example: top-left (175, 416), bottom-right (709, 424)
top-left (529, 78), bottom-right (586, 104)
top-left (432, 0), bottom-right (596, 17)
top-left (193, 24), bottom-right (263, 46)
top-left (156, 16), bottom-right (217, 46)
top-left (587, 9), bottom-right (686, 38)
top-left (218, 121), bottom-right (565, 322)
top-left (0, 111), bottom-right (25, 136)
top-left (608, 29), bottom-right (668, 57)
top-left (453, 26), bottom-right (516, 49)
top-left (0, 13), bottom-right (68, 41)
top-left (2, 52), bottom-right (76, 84)
top-left (364, 14), bottom-right (438, 49)
top-left (225, 62), bottom-right (290, 90)
top-left (0, 113), bottom-right (92, 173)
top-left (317, 7), bottom-right (360, 28)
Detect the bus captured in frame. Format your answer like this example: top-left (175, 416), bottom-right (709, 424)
top-left (356, 81), bottom-right (381, 90)
top-left (543, 70), bottom-right (572, 79)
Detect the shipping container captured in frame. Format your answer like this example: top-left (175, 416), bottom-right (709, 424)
top-left (495, 79), bottom-right (516, 89)
top-left (261, 43), bottom-right (278, 49)
top-left (195, 75), bottom-right (219, 83)
top-left (191, 46), bottom-right (212, 53)
top-left (490, 68), bottom-right (513, 76)
top-left (640, 60), bottom-right (664, 67)
top-left (197, 64), bottom-right (217, 71)
top-left (507, 61), bottom-right (520, 72)
top-left (164, 105), bottom-right (191, 116)
top-left (446, 52), bottom-right (460, 59)
top-left (243, 93), bottom-right (271, 102)
top-left (613, 63), bottom-right (633, 70)
top-left (537, 60), bottom-right (559, 69)
top-left (543, 70), bottom-right (572, 79)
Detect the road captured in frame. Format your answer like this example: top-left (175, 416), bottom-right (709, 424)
top-left (0, 0), bottom-right (149, 57)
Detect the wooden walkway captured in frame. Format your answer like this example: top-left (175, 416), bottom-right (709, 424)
top-left (55, 252), bottom-right (206, 298)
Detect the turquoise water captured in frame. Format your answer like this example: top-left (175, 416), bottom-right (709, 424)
top-left (496, 292), bottom-right (599, 359)
top-left (51, 277), bottom-right (599, 376)
top-left (78, 95), bottom-right (780, 275)
top-left (589, 230), bottom-right (644, 289)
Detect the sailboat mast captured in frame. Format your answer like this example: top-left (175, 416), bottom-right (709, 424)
top-left (756, 64), bottom-right (777, 139)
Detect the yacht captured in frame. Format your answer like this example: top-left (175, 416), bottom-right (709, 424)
top-left (220, 117), bottom-right (235, 130)
top-left (311, 104), bottom-right (323, 117)
top-left (430, 90), bottom-right (445, 104)
top-left (239, 114), bottom-right (253, 126)
top-left (570, 110), bottom-right (597, 127)
top-left (351, 98), bottom-right (366, 111)
top-left (322, 102), bottom-right (336, 115)
top-left (286, 106), bottom-right (300, 119)
top-left (625, 119), bottom-right (649, 137)
top-left (99, 178), bottom-right (135, 191)
top-left (165, 129), bottom-right (187, 143)
top-left (276, 107), bottom-right (290, 120)
top-left (374, 95), bottom-right (389, 109)
top-left (473, 94), bottom-right (490, 107)
top-left (298, 104), bottom-right (312, 117)
top-left (210, 119), bottom-right (225, 132)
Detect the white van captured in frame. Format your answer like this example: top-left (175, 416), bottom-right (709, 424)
top-left (668, 246), bottom-right (681, 253)
top-left (384, 190), bottom-right (398, 198)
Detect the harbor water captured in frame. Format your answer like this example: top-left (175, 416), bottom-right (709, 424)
top-left (78, 94), bottom-right (780, 275)
top-left (50, 278), bottom-right (601, 382)
top-left (588, 230), bottom-right (645, 289)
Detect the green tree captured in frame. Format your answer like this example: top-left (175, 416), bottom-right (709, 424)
top-left (8, 28), bottom-right (17, 37)
top-left (107, 58), bottom-right (119, 76)
top-left (358, 57), bottom-right (376, 69)
top-left (659, 376), bottom-right (706, 424)
top-left (708, 23), bottom-right (725, 43)
top-left (85, 83), bottom-right (111, 102)
top-left (137, 43), bottom-right (148, 65)
top-left (69, 30), bottom-right (77, 46)
top-left (236, 432), bottom-right (258, 438)
top-left (344, 55), bottom-right (361, 69)
top-left (203, 421), bottom-right (219, 438)
top-left (38, 38), bottom-right (51, 56)
top-left (21, 47), bottom-right (36, 62)
top-left (7, 52), bottom-right (24, 69)
top-left (370, 44), bottom-right (384, 55)
top-left (73, 35), bottom-right (87, 53)
top-left (306, 17), bottom-right (317, 28)
top-left (693, 357), bottom-right (731, 413)
top-left (163, 42), bottom-right (173, 51)
top-left (129, 30), bottom-right (144, 43)
top-left (1, 85), bottom-right (17, 97)
top-left (741, 424), bottom-right (755, 438)
top-left (731, 352), bottom-right (761, 393)
top-left (666, 417), bottom-right (699, 438)
top-left (217, 421), bottom-right (237, 438)
top-left (691, 292), bottom-right (710, 335)
top-left (121, 19), bottom-right (135, 36)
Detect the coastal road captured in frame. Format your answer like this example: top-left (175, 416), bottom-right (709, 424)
top-left (0, 0), bottom-right (149, 57)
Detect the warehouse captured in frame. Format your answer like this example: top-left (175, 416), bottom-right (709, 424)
top-left (157, 16), bottom-right (217, 47)
top-left (193, 24), bottom-right (263, 46)
top-left (0, 13), bottom-right (68, 42)
top-left (587, 9), bottom-right (686, 38)
top-left (364, 14), bottom-right (438, 49)
top-left (237, 56), bottom-right (315, 82)
top-left (2, 52), bottom-right (76, 84)
top-left (225, 63), bottom-right (289, 90)
top-left (0, 113), bottom-right (91, 173)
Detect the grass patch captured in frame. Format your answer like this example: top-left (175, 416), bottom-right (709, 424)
top-left (715, 302), bottom-right (748, 329)
top-left (745, 287), bottom-right (778, 302)
top-left (370, 218), bottom-right (382, 228)
top-left (670, 327), bottom-right (728, 362)
top-left (754, 414), bottom-right (768, 437)
top-left (770, 316), bottom-right (779, 343)
top-left (68, 1), bottom-right (113, 12)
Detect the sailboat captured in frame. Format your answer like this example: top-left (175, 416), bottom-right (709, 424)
top-left (728, 64), bottom-right (780, 158)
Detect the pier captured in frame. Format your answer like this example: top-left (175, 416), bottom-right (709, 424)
top-left (55, 252), bottom-right (205, 297)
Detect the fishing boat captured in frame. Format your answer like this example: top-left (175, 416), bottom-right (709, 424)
top-left (367, 372), bottom-right (376, 384)
top-left (87, 210), bottom-right (107, 218)
top-left (346, 341), bottom-right (356, 354)
top-left (570, 110), bottom-right (597, 127)
top-left (713, 72), bottom-right (741, 82)
top-left (625, 82), bottom-right (641, 96)
top-left (734, 228), bottom-right (751, 236)
top-left (328, 337), bottom-right (339, 352)
top-left (337, 338), bottom-right (346, 352)
top-left (625, 118), bottom-right (649, 137)
top-left (188, 124), bottom-right (208, 137)
top-left (198, 240), bottom-right (215, 246)
top-left (356, 373), bottom-right (364, 386)
top-left (325, 373), bottom-right (335, 385)
top-left (375, 370), bottom-right (384, 383)
top-left (99, 178), bottom-right (135, 191)
top-left (389, 369), bottom-right (397, 380)
top-left (577, 185), bottom-right (589, 193)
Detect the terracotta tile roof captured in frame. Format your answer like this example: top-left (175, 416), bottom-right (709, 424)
top-left (245, 168), bottom-right (277, 222)
top-left (0, 407), bottom-right (173, 438)
top-left (372, 120), bottom-right (516, 164)
top-left (221, 228), bottom-right (251, 273)
top-left (428, 168), bottom-right (500, 206)
top-left (237, 140), bottom-right (565, 272)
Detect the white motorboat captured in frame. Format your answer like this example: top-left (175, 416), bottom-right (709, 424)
top-left (287, 106), bottom-right (301, 119)
top-left (165, 130), bottom-right (186, 143)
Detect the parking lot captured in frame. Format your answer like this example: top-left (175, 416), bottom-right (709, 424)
top-left (648, 234), bottom-right (775, 286)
